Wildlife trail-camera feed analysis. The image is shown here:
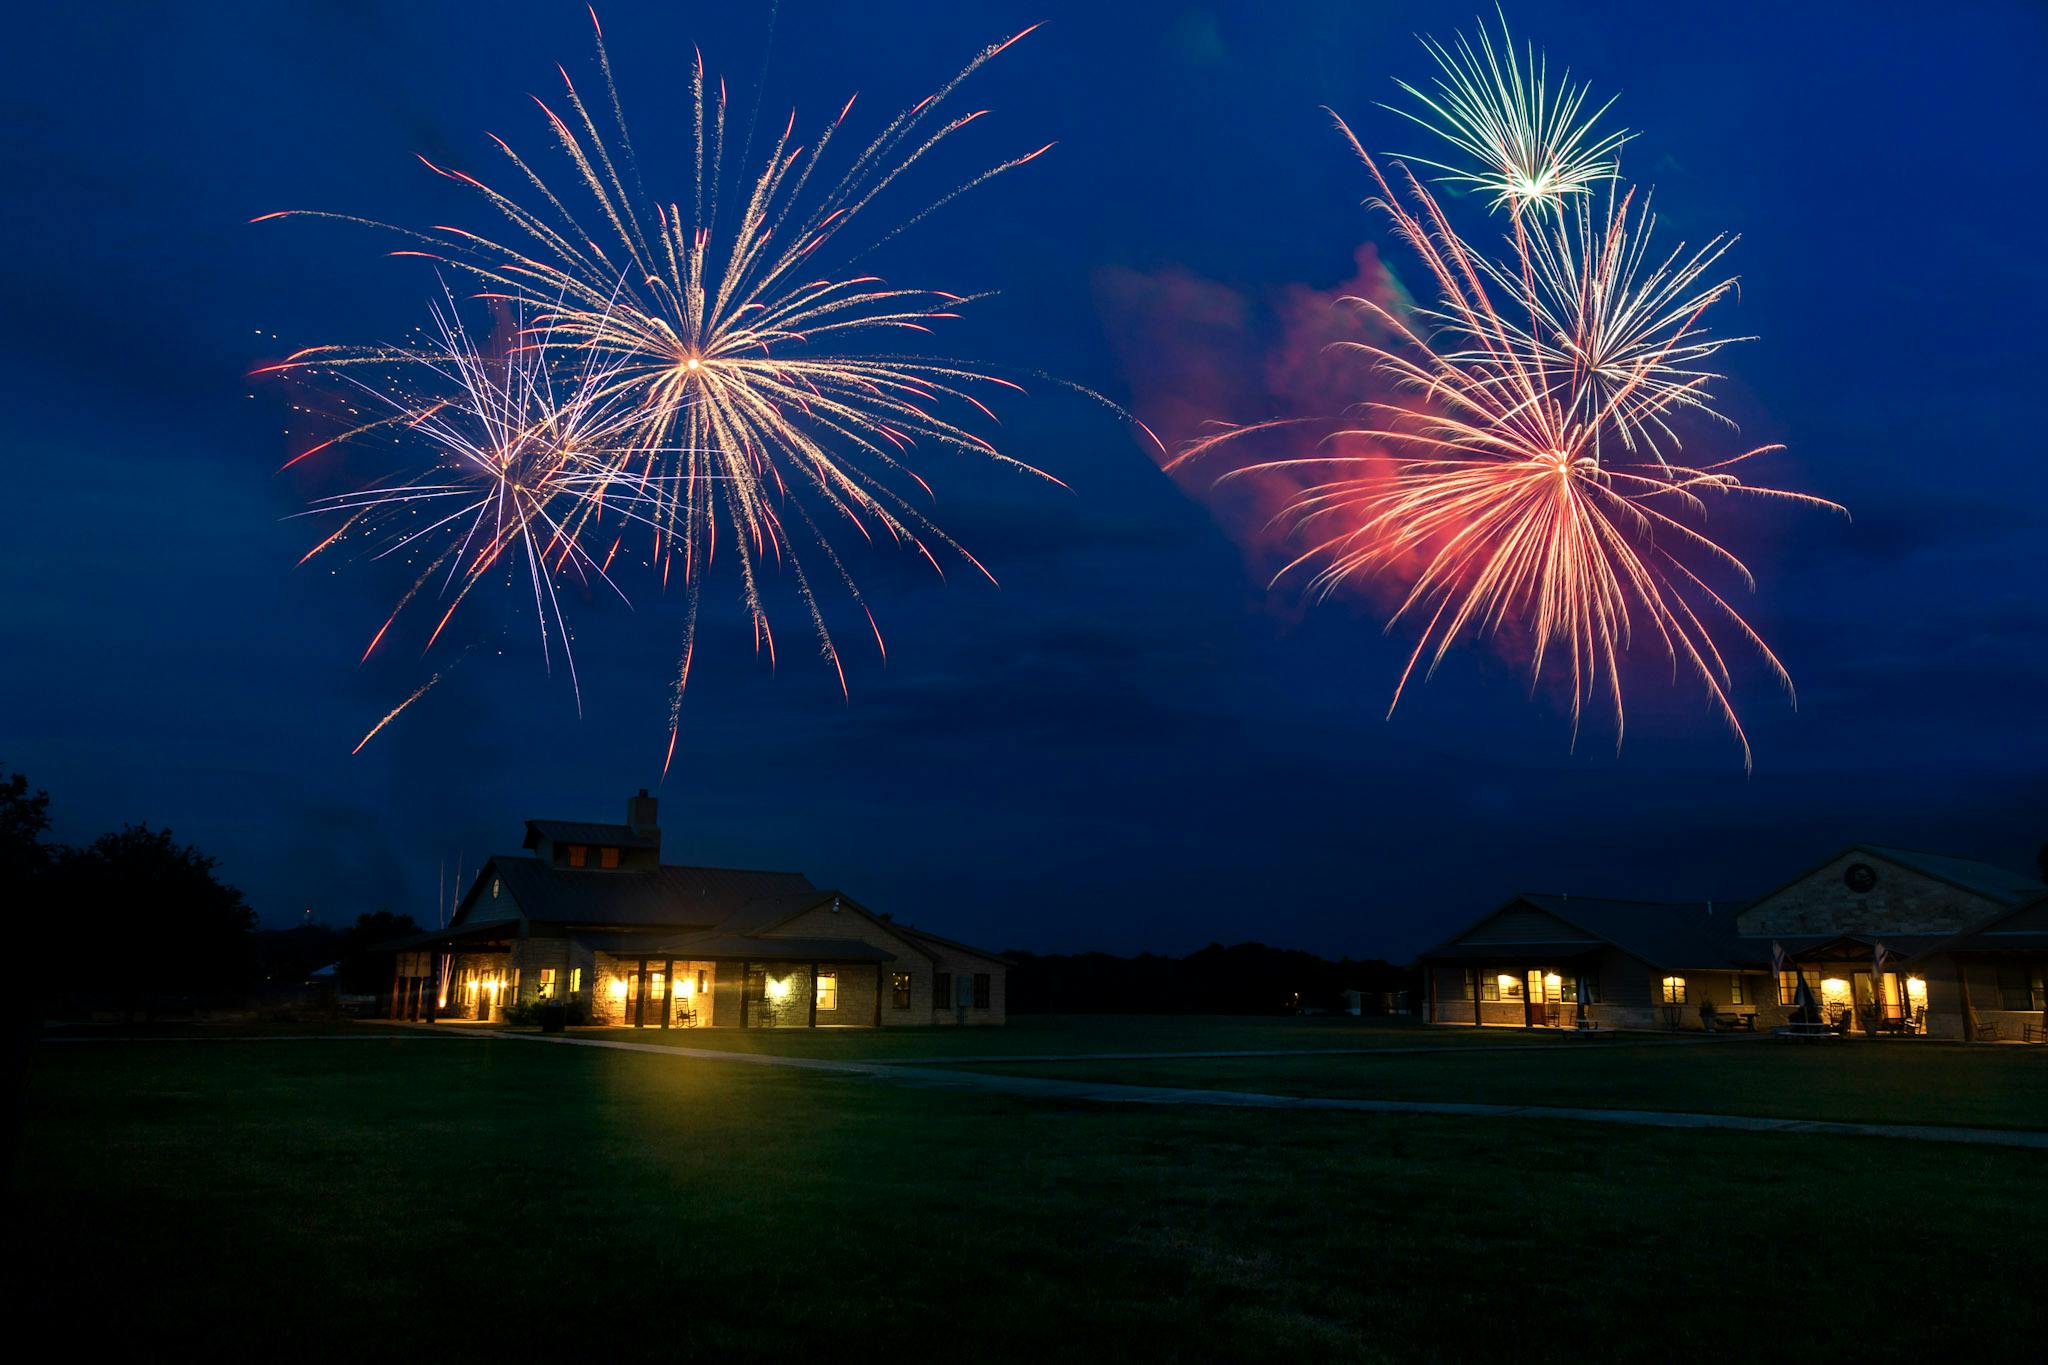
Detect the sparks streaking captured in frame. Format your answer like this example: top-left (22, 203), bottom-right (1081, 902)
top-left (267, 289), bottom-right (662, 723)
top-left (1174, 108), bottom-right (1842, 768)
top-left (259, 10), bottom-right (1064, 770)
top-left (1384, 10), bottom-right (1630, 216)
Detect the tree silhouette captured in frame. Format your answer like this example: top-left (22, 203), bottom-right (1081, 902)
top-left (59, 825), bottom-right (255, 1020)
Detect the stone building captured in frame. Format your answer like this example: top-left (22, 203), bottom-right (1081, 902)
top-left (388, 792), bottom-right (1008, 1029)
top-left (1417, 845), bottom-right (2046, 1041)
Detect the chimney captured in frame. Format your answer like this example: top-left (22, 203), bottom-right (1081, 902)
top-left (627, 788), bottom-right (659, 841)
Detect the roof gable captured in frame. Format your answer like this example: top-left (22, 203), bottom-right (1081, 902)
top-left (1425, 895), bottom-right (1742, 969)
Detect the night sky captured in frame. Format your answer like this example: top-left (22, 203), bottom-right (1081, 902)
top-left (5, 1), bottom-right (2044, 958)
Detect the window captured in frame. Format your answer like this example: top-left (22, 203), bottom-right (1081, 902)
top-left (566, 844), bottom-right (587, 868)
top-left (1459, 971), bottom-right (1476, 1001)
top-left (893, 973), bottom-right (912, 1009)
top-left (934, 972), bottom-right (953, 1010)
top-left (1997, 965), bottom-right (2043, 1012)
top-left (600, 846), bottom-right (621, 869)
top-left (1660, 976), bottom-right (1687, 1004)
top-left (1729, 974), bottom-right (1746, 1006)
top-left (815, 971), bottom-right (839, 1011)
top-left (492, 877), bottom-right (501, 900)
top-left (1778, 970), bottom-right (1802, 1006)
top-left (570, 967), bottom-right (583, 995)
top-left (1481, 974), bottom-right (1499, 1002)
top-left (973, 973), bottom-right (992, 1009)
top-left (537, 968), bottom-right (557, 1000)
top-left (1486, 973), bottom-right (1524, 1002)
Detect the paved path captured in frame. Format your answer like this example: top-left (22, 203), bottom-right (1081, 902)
top-left (492, 1031), bottom-right (2048, 1150)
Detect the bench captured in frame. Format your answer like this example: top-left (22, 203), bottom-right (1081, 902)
top-left (1699, 1007), bottom-right (1758, 1033)
top-left (1772, 1021), bottom-right (1840, 1041)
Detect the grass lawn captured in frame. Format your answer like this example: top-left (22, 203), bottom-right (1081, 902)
top-left (559, 1013), bottom-right (1566, 1060)
top-left (11, 1037), bottom-right (2047, 1359)
top-left (950, 1039), bottom-right (2048, 1130)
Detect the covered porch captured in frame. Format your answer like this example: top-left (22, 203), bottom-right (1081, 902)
top-left (1423, 947), bottom-right (1607, 1030)
top-left (1771, 935), bottom-right (1940, 1037)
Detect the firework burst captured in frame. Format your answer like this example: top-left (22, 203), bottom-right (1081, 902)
top-left (1175, 116), bottom-right (1841, 768)
top-left (1385, 10), bottom-right (1630, 216)
top-left (270, 288), bottom-right (664, 715)
top-left (262, 13), bottom-right (1072, 765)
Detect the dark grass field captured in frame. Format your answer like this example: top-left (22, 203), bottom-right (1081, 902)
top-left (945, 1036), bottom-right (2048, 1130)
top-left (11, 1030), bottom-right (2047, 1361)
top-left (568, 1013), bottom-right (1566, 1059)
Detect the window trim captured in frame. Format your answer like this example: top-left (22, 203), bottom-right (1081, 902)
top-left (815, 970), bottom-right (839, 1012)
top-left (599, 846), bottom-right (621, 870)
top-left (1660, 975), bottom-right (1688, 1005)
top-left (566, 844), bottom-right (587, 868)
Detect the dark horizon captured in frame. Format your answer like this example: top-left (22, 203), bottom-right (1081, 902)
top-left (4, 0), bottom-right (2044, 959)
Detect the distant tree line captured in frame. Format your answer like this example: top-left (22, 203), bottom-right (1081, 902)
top-left (1001, 941), bottom-right (1418, 1016)
top-left (2, 765), bottom-right (417, 1021)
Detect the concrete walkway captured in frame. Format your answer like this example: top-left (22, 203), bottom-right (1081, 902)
top-left (492, 1030), bottom-right (2048, 1151)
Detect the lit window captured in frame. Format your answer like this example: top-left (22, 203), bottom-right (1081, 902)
top-left (570, 968), bottom-right (583, 995)
top-left (1492, 973), bottom-right (1524, 1002)
top-left (1660, 976), bottom-right (1687, 1004)
top-left (600, 846), bottom-right (620, 869)
top-left (566, 844), bottom-right (587, 868)
top-left (537, 968), bottom-right (557, 1000)
top-left (1778, 970), bottom-right (1801, 1005)
top-left (492, 878), bottom-right (501, 899)
top-left (893, 972), bottom-right (912, 1009)
top-left (816, 971), bottom-right (839, 1011)
top-left (1729, 974), bottom-right (1745, 1006)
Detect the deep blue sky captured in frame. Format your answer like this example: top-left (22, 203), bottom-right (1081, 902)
top-left (4, 1), bottom-right (2044, 957)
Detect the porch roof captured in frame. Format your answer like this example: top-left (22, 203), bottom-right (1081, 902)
top-left (650, 930), bottom-right (895, 963)
top-left (377, 919), bottom-right (517, 952)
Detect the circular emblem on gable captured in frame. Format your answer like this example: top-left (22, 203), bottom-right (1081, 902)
top-left (1843, 862), bottom-right (1877, 893)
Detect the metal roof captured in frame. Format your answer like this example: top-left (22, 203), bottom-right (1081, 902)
top-left (1511, 894), bottom-right (1747, 969)
top-left (491, 856), bottom-right (814, 928)
top-left (1859, 846), bottom-right (2045, 906)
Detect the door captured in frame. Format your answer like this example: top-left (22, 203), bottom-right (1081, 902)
top-left (1527, 970), bottom-right (1548, 1027)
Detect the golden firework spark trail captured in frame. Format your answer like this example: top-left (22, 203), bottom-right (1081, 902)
top-left (1175, 112), bottom-right (1843, 769)
top-left (262, 12), bottom-right (1084, 770)
top-left (1384, 8), bottom-right (1631, 216)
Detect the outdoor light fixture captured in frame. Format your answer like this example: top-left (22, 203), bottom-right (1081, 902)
top-left (766, 975), bottom-right (790, 1000)
top-left (609, 977), bottom-right (628, 1000)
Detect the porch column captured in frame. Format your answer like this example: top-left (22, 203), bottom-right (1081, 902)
top-left (1426, 967), bottom-right (1438, 1024)
top-left (1468, 968), bottom-right (1482, 1026)
top-left (388, 959), bottom-right (403, 1019)
top-left (661, 958), bottom-right (674, 1029)
top-left (1523, 968), bottom-right (1535, 1030)
top-left (808, 962), bottom-right (820, 1028)
top-left (739, 960), bottom-right (751, 1029)
top-left (874, 963), bottom-right (884, 1028)
top-left (1956, 961), bottom-right (1976, 1041)
top-left (425, 953), bottom-right (442, 1024)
